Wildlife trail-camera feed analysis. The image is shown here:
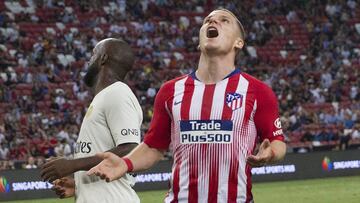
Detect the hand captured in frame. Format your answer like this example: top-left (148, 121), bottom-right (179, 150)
top-left (87, 152), bottom-right (128, 182)
top-left (52, 177), bottom-right (75, 198)
top-left (41, 157), bottom-right (75, 182)
top-left (246, 139), bottom-right (274, 167)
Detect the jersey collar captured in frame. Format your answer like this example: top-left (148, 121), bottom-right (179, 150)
top-left (190, 68), bottom-right (241, 82)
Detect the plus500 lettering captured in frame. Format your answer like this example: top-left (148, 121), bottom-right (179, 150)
top-left (181, 133), bottom-right (231, 143)
top-left (180, 120), bottom-right (233, 144)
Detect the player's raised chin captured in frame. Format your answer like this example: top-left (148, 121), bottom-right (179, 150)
top-left (199, 9), bottom-right (244, 56)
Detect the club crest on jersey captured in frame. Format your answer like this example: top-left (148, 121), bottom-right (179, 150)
top-left (85, 105), bottom-right (93, 118)
top-left (225, 93), bottom-right (243, 111)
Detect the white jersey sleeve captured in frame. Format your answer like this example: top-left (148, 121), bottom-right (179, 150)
top-left (103, 82), bottom-right (142, 146)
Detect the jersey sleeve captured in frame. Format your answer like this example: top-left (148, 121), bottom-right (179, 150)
top-left (103, 84), bottom-right (142, 146)
top-left (254, 84), bottom-right (285, 142)
top-left (143, 83), bottom-right (172, 150)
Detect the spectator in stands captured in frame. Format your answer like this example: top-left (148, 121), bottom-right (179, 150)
top-left (343, 113), bottom-right (355, 130)
top-left (324, 127), bottom-right (337, 141)
top-left (340, 128), bottom-right (351, 150)
top-left (56, 125), bottom-right (70, 142)
top-left (24, 156), bottom-right (37, 169)
top-left (0, 160), bottom-right (15, 170)
top-left (36, 156), bottom-right (45, 167)
top-left (351, 123), bottom-right (360, 140)
top-left (0, 142), bottom-right (9, 160)
top-left (0, 128), bottom-right (5, 143)
top-left (54, 138), bottom-right (72, 158)
top-left (314, 128), bottom-right (328, 142)
top-left (301, 129), bottom-right (314, 142)
top-left (322, 109), bottom-right (339, 125)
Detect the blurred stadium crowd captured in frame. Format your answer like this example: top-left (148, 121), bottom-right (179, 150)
top-left (0, 0), bottom-right (359, 170)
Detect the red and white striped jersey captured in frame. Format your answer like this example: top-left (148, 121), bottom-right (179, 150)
top-left (144, 69), bottom-right (284, 203)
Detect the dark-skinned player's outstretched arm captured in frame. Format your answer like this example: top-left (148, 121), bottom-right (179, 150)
top-left (41, 142), bottom-right (137, 199)
top-left (40, 143), bottom-right (138, 182)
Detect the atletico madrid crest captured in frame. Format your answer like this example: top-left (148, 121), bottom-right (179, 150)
top-left (225, 93), bottom-right (243, 110)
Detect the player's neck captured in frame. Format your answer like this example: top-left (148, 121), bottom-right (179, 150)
top-left (94, 71), bottom-right (122, 95)
top-left (196, 53), bottom-right (236, 84)
top-left (94, 78), bottom-right (117, 94)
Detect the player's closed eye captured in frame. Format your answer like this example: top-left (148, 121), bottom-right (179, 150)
top-left (222, 18), bottom-right (229, 23)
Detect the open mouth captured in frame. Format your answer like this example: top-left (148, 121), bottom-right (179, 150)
top-left (207, 26), bottom-right (219, 38)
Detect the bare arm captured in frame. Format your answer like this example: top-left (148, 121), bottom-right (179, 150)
top-left (248, 83), bottom-right (287, 167)
top-left (87, 143), bottom-right (164, 182)
top-left (73, 143), bottom-right (138, 171)
top-left (52, 177), bottom-right (75, 199)
top-left (126, 143), bottom-right (164, 171)
top-left (246, 139), bottom-right (286, 167)
top-left (41, 143), bottom-right (138, 182)
top-left (269, 140), bottom-right (286, 163)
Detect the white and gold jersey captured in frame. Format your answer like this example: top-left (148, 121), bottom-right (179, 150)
top-left (74, 81), bottom-right (142, 203)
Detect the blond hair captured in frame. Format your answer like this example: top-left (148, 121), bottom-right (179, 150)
top-left (215, 8), bottom-right (246, 41)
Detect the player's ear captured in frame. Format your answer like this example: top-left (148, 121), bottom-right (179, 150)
top-left (100, 54), bottom-right (109, 66)
top-left (234, 38), bottom-right (244, 50)
top-left (197, 45), bottom-right (201, 50)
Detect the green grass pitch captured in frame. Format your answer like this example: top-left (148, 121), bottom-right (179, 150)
top-left (3, 175), bottom-right (359, 203)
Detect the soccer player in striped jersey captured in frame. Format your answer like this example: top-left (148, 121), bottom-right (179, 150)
top-left (88, 9), bottom-right (286, 203)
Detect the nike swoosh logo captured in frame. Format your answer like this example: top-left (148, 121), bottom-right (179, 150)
top-left (174, 100), bottom-right (182, 105)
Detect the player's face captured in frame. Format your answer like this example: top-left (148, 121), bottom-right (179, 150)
top-left (199, 10), bottom-right (243, 55)
top-left (84, 46), bottom-right (101, 87)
